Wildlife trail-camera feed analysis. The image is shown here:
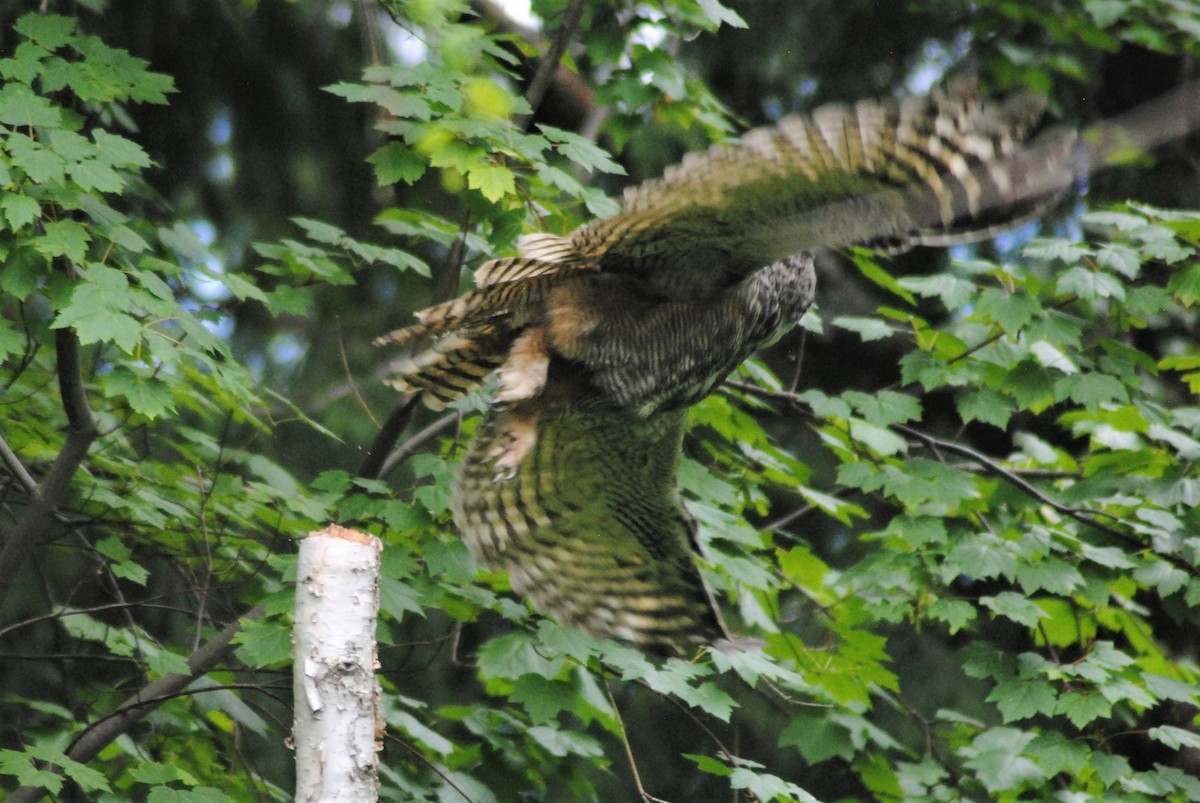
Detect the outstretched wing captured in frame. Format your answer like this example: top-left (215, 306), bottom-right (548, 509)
top-left (572, 86), bottom-right (1073, 282)
top-left (380, 85), bottom-right (1070, 407)
top-left (454, 398), bottom-right (728, 655)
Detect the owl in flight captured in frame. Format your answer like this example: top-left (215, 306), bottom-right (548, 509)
top-left (378, 84), bottom-right (1073, 655)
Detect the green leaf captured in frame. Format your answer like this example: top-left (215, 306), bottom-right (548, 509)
top-left (539, 125), bottom-right (625, 175)
top-left (0, 749), bottom-right (66, 794)
top-left (1055, 265), bottom-right (1125, 300)
top-left (93, 129), bottom-right (153, 168)
top-left (52, 265), bottom-right (143, 351)
top-left (898, 273), bottom-right (976, 309)
top-left (68, 158), bottom-right (124, 193)
top-left (1142, 674), bottom-right (1199, 707)
top-left (146, 787), bottom-right (236, 802)
top-left (1167, 262), bottom-right (1200, 306)
top-left (367, 142), bottom-right (426, 185)
top-left (1142, 724), bottom-right (1200, 753)
top-left (0, 80), bottom-right (62, 127)
top-left (14, 12), bottom-right (76, 49)
top-left (1054, 372), bottom-right (1129, 408)
top-left (849, 419), bottom-right (906, 456)
top-left (677, 680), bottom-right (737, 721)
top-left (849, 247), bottom-right (915, 304)
top-left (467, 163), bottom-right (515, 202)
top-left (0, 193), bottom-right (41, 230)
top-left (845, 390), bottom-right (922, 425)
top-left (231, 618), bottom-right (293, 668)
top-left (131, 762), bottom-right (200, 786)
top-left (730, 766), bottom-right (820, 802)
top-left (511, 676), bottom-right (578, 724)
top-left (104, 366), bottom-right (176, 418)
top-left (975, 288), bottom-right (1040, 332)
top-left (685, 753), bottom-right (733, 777)
top-left (1095, 243), bottom-right (1141, 278)
top-left (0, 745), bottom-right (110, 794)
top-left (964, 728), bottom-right (1045, 793)
top-left (956, 387), bottom-right (1015, 429)
top-left (525, 725), bottom-right (603, 759)
top-left (1023, 237), bottom-right (1090, 262)
top-left (987, 678), bottom-right (1058, 723)
top-left (980, 592), bottom-right (1047, 627)
top-left (1, 42), bottom-right (48, 85)
top-left (928, 598), bottom-right (976, 633)
top-left (145, 648), bottom-right (192, 677)
top-left (696, 0), bottom-right (748, 28)
top-left (476, 632), bottom-right (563, 680)
top-left (94, 534), bottom-right (150, 585)
top-left (1079, 543), bottom-right (1137, 569)
top-left (35, 219), bottom-right (91, 263)
top-left (1056, 692), bottom-right (1112, 728)
top-left (8, 132), bottom-right (66, 183)
top-left (1015, 559), bottom-right (1084, 595)
top-left (942, 537), bottom-right (1016, 583)
top-left (832, 315), bottom-right (894, 341)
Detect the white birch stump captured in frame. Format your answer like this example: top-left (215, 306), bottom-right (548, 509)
top-left (293, 525), bottom-right (383, 802)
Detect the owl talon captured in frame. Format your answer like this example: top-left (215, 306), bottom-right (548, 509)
top-left (487, 410), bottom-right (538, 481)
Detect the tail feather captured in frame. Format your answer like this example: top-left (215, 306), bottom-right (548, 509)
top-left (381, 327), bottom-right (508, 409)
top-left (473, 233), bottom-right (594, 288)
top-left (377, 272), bottom-right (562, 408)
top-left (473, 255), bottom-right (581, 287)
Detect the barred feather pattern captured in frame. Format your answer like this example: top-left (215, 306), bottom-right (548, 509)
top-left (453, 255), bottom-right (816, 654)
top-left (377, 85), bottom-right (1071, 653)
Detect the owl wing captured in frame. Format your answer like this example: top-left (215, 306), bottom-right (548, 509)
top-left (379, 86), bottom-right (1071, 410)
top-left (572, 86), bottom-right (1075, 279)
top-left (454, 398), bottom-right (728, 655)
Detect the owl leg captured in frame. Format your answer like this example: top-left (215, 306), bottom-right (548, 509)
top-left (488, 405), bottom-right (539, 481)
top-left (495, 326), bottom-right (550, 403)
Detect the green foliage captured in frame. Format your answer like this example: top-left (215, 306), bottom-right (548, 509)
top-left (3, 1), bottom-right (1200, 802)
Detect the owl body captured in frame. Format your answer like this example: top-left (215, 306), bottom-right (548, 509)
top-left (449, 256), bottom-right (817, 653)
top-left (379, 86), bottom-right (1074, 654)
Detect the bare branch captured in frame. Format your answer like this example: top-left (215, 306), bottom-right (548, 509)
top-left (0, 327), bottom-right (99, 610)
top-left (0, 433), bottom-right (39, 495)
top-left (7, 604), bottom-right (268, 803)
top-left (727, 380), bottom-right (1197, 575)
top-left (358, 393), bottom-right (422, 479)
top-left (379, 411), bottom-right (459, 477)
top-left (515, 0), bottom-right (588, 129)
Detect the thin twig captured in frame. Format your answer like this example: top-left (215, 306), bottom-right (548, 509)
top-left (728, 380), bottom-right (1198, 575)
top-left (337, 319), bottom-right (380, 428)
top-left (388, 733), bottom-right (478, 803)
top-left (7, 604), bottom-right (268, 803)
top-left (0, 433), bottom-right (39, 495)
top-left (602, 674), bottom-right (673, 803)
top-left (379, 411), bottom-right (459, 477)
top-left (891, 424), bottom-right (1152, 549)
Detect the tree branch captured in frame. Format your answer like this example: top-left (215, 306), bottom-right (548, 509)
top-left (379, 411), bottom-right (459, 477)
top-left (358, 393), bottom-right (422, 480)
top-left (514, 0), bottom-right (588, 129)
top-left (727, 380), bottom-right (1198, 574)
top-left (7, 603), bottom-right (268, 803)
top-left (0, 327), bottom-right (99, 610)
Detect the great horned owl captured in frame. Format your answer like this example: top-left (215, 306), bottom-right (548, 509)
top-left (378, 85), bottom-right (1073, 655)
